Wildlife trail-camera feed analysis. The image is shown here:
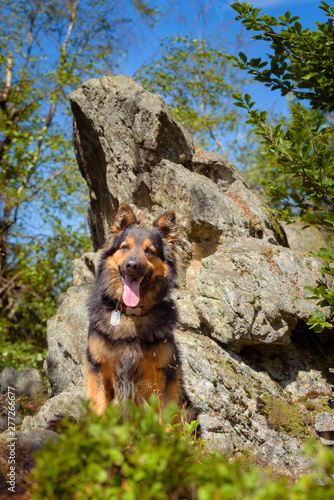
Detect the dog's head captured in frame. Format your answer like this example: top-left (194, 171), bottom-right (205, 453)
top-left (98, 204), bottom-right (179, 307)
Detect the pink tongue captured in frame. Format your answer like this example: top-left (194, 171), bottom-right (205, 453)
top-left (123, 275), bottom-right (140, 307)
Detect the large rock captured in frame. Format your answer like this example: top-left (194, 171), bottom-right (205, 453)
top-left (69, 76), bottom-right (194, 251)
top-left (282, 221), bottom-right (334, 253)
top-left (45, 281), bottom-right (93, 395)
top-left (69, 76), bottom-right (287, 261)
top-left (0, 366), bottom-right (47, 432)
top-left (0, 366), bottom-right (45, 398)
top-left (315, 412), bottom-right (334, 446)
top-left (34, 76), bottom-right (334, 476)
top-left (21, 388), bottom-right (84, 432)
top-left (191, 237), bottom-right (327, 351)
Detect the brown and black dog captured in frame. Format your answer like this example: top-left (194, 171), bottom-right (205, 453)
top-left (85, 203), bottom-right (195, 420)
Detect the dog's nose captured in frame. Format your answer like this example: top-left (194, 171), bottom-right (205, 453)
top-left (125, 257), bottom-right (141, 273)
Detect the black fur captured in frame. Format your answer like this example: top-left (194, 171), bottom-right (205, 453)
top-left (86, 345), bottom-right (100, 374)
top-left (85, 205), bottom-right (200, 427)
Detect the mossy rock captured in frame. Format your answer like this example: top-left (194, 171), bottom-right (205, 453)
top-left (257, 393), bottom-right (308, 436)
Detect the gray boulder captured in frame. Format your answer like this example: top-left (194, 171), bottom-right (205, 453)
top-left (282, 221), bottom-right (334, 253)
top-left (69, 76), bottom-right (194, 251)
top-left (17, 429), bottom-right (58, 452)
top-left (315, 412), bottom-right (334, 446)
top-left (0, 366), bottom-right (45, 398)
top-left (191, 237), bottom-right (328, 351)
top-left (192, 149), bottom-right (288, 246)
top-left (21, 388), bottom-right (84, 432)
top-left (0, 366), bottom-right (47, 432)
top-left (45, 283), bottom-right (93, 395)
top-left (69, 76), bottom-right (287, 261)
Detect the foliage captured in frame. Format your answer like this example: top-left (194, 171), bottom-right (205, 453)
top-left (0, 0), bottom-right (157, 343)
top-left (232, 95), bottom-right (334, 228)
top-left (29, 398), bottom-right (334, 500)
top-left (237, 109), bottom-right (298, 206)
top-left (137, 34), bottom-right (249, 157)
top-left (0, 339), bottom-right (46, 372)
top-left (304, 248), bottom-right (334, 332)
top-left (0, 222), bottom-right (91, 343)
top-left (231, 1), bottom-right (334, 110)
top-left (230, 1), bottom-right (334, 330)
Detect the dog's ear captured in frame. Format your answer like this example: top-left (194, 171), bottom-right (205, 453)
top-left (110, 203), bottom-right (137, 234)
top-left (153, 211), bottom-right (179, 249)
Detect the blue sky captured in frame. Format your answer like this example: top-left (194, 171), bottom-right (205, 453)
top-left (121, 0), bottom-right (327, 113)
top-left (6, 0), bottom-right (328, 245)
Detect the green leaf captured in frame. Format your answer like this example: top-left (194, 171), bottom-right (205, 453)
top-left (239, 52), bottom-right (247, 63)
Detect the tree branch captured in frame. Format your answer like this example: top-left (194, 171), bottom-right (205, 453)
top-left (0, 271), bottom-right (23, 295)
top-left (18, 165), bottom-right (69, 204)
top-left (27, 0), bottom-right (80, 175)
top-left (62, 0), bottom-right (80, 55)
top-left (0, 54), bottom-right (13, 106)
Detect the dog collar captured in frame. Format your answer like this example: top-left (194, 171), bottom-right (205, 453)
top-left (116, 302), bottom-right (152, 317)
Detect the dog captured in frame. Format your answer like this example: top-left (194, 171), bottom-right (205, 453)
top-left (85, 203), bottom-right (196, 422)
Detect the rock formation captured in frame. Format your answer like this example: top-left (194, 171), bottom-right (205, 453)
top-left (21, 76), bottom-right (334, 477)
top-left (0, 367), bottom-right (46, 431)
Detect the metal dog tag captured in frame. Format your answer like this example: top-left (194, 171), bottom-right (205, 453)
top-left (110, 309), bottom-right (121, 326)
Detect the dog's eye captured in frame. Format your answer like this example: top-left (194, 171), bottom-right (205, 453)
top-left (145, 247), bottom-right (155, 256)
top-left (121, 244), bottom-right (130, 252)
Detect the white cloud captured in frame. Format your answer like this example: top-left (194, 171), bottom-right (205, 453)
top-left (212, 0), bottom-right (318, 23)
top-left (246, 0), bottom-right (315, 8)
top-left (214, 0), bottom-right (315, 11)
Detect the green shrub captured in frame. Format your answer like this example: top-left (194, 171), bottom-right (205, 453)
top-left (304, 247), bottom-right (334, 332)
top-left (29, 398), bottom-right (334, 500)
top-left (0, 339), bottom-right (46, 372)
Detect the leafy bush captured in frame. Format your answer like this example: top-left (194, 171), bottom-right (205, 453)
top-left (0, 339), bottom-right (46, 372)
top-left (304, 248), bottom-right (334, 332)
top-left (230, 1), bottom-right (334, 332)
top-left (230, 0), bottom-right (334, 228)
top-left (29, 398), bottom-right (334, 500)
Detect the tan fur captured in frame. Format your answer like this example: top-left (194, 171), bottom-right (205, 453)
top-left (85, 204), bottom-right (196, 424)
top-left (110, 203), bottom-right (138, 234)
top-left (137, 342), bottom-right (173, 405)
top-left (104, 255), bottom-right (124, 302)
top-left (87, 335), bottom-right (182, 411)
top-left (104, 240), bottom-right (170, 308)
